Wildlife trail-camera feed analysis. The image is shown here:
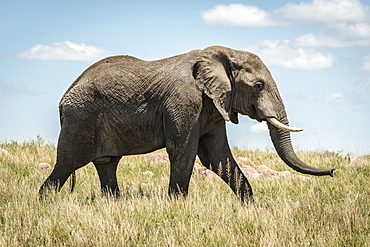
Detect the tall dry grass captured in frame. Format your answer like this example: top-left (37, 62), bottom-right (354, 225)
top-left (0, 139), bottom-right (369, 246)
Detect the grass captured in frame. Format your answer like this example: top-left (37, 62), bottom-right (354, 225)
top-left (0, 139), bottom-right (369, 246)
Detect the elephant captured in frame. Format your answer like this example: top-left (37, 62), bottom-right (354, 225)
top-left (39, 46), bottom-right (334, 202)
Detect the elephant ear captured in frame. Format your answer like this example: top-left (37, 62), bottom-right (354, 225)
top-left (192, 46), bottom-right (238, 124)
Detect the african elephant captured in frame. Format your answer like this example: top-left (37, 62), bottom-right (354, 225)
top-left (39, 46), bottom-right (334, 202)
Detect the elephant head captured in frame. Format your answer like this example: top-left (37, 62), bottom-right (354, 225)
top-left (193, 46), bottom-right (334, 177)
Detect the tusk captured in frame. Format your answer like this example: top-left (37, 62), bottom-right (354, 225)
top-left (266, 117), bottom-right (304, 132)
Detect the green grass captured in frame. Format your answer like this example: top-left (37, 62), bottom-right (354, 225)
top-left (0, 139), bottom-right (369, 246)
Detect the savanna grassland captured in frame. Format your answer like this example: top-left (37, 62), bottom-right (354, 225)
top-left (0, 139), bottom-right (369, 246)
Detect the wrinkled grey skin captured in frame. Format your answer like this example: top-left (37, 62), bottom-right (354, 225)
top-left (39, 46), bottom-right (334, 202)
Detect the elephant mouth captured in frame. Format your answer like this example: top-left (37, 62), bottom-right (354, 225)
top-left (250, 104), bottom-right (303, 133)
top-left (265, 117), bottom-right (304, 132)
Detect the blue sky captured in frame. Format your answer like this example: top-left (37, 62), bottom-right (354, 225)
top-left (0, 0), bottom-right (369, 155)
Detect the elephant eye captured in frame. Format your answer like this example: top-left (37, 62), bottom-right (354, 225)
top-left (255, 81), bottom-right (264, 91)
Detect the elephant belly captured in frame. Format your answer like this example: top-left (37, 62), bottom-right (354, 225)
top-left (60, 89), bottom-right (168, 159)
top-left (96, 115), bottom-right (166, 156)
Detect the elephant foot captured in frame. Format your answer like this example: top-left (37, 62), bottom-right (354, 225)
top-left (101, 186), bottom-right (120, 198)
top-left (168, 185), bottom-right (188, 200)
top-left (38, 179), bottom-right (62, 200)
top-left (240, 195), bottom-right (255, 205)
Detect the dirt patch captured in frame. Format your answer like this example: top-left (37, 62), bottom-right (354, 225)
top-left (234, 156), bottom-right (309, 180)
top-left (346, 156), bottom-right (366, 166)
top-left (0, 148), bottom-right (11, 156)
top-left (141, 153), bottom-right (170, 164)
top-left (141, 152), bottom-right (309, 180)
top-left (37, 163), bottom-right (52, 170)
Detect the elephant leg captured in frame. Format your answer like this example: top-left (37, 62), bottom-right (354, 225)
top-left (163, 107), bottom-right (203, 199)
top-left (167, 151), bottom-right (198, 198)
top-left (198, 121), bottom-right (254, 203)
top-left (93, 156), bottom-right (121, 197)
top-left (165, 135), bottom-right (199, 199)
top-left (39, 161), bottom-right (77, 195)
top-left (39, 125), bottom-right (97, 195)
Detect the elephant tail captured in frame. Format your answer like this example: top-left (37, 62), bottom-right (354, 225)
top-left (70, 171), bottom-right (76, 192)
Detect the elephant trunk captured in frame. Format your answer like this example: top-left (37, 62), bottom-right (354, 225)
top-left (267, 119), bottom-right (334, 177)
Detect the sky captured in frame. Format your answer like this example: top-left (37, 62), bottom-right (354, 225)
top-left (0, 0), bottom-right (369, 155)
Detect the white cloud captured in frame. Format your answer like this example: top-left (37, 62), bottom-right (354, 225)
top-left (294, 33), bottom-right (350, 48)
top-left (202, 0), bottom-right (370, 27)
top-left (16, 41), bottom-right (110, 61)
top-left (324, 93), bottom-right (346, 104)
top-left (323, 92), bottom-right (364, 104)
top-left (250, 122), bottom-right (268, 134)
top-left (247, 40), bottom-right (334, 70)
top-left (288, 91), bottom-right (364, 105)
top-left (0, 81), bottom-right (43, 96)
top-left (362, 55), bottom-right (370, 72)
top-left (201, 0), bottom-right (370, 48)
top-left (201, 4), bottom-right (275, 27)
top-left (328, 22), bottom-right (370, 39)
top-left (362, 55), bottom-right (370, 88)
top-left (293, 24), bottom-right (370, 48)
top-left (276, 0), bottom-right (370, 24)
top-left (286, 92), bottom-right (318, 102)
top-left (295, 32), bottom-right (370, 48)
